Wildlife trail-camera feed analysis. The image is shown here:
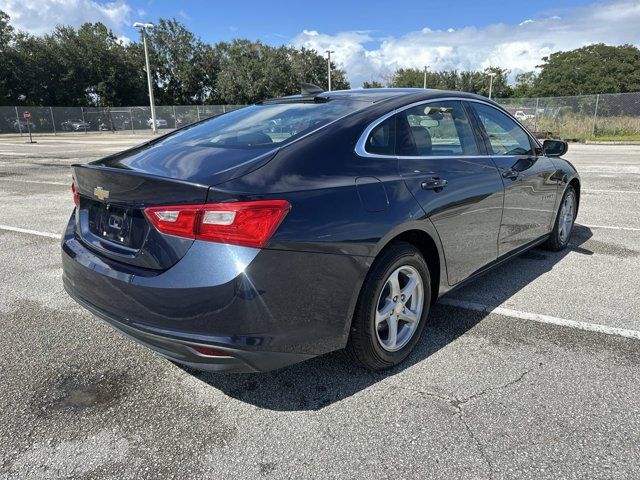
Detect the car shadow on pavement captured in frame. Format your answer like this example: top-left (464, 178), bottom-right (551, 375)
top-left (186, 225), bottom-right (594, 411)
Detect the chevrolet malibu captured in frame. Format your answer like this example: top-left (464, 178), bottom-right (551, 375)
top-left (62, 87), bottom-right (580, 372)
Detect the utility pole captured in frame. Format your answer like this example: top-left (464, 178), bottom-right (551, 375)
top-left (423, 65), bottom-right (430, 89)
top-left (325, 50), bottom-right (335, 91)
top-left (133, 22), bottom-right (157, 134)
top-left (487, 72), bottom-right (497, 99)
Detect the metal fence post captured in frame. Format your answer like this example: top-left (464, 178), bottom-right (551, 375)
top-left (592, 94), bottom-right (600, 137)
top-left (50, 107), bottom-right (56, 135)
top-left (81, 107), bottom-right (87, 134)
top-left (533, 97), bottom-right (539, 132)
top-left (15, 106), bottom-right (22, 137)
top-left (196, 106), bottom-right (201, 121)
top-left (173, 106), bottom-right (177, 129)
top-left (129, 107), bottom-right (134, 134)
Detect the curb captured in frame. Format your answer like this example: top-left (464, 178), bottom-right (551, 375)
top-left (585, 140), bottom-right (640, 145)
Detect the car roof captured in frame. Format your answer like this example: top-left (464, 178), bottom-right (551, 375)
top-left (266, 88), bottom-right (494, 105)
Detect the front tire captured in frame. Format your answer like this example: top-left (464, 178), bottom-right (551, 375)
top-left (347, 242), bottom-right (431, 371)
top-left (543, 185), bottom-right (577, 251)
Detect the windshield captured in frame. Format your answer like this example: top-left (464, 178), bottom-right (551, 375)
top-left (158, 100), bottom-right (365, 149)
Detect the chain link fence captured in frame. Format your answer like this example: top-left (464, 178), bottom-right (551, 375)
top-left (495, 92), bottom-right (640, 140)
top-left (2, 92), bottom-right (640, 140)
top-left (0, 105), bottom-right (245, 136)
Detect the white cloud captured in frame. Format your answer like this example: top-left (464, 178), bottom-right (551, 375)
top-left (0, 0), bottom-right (132, 35)
top-left (178, 9), bottom-right (191, 22)
top-left (292, 0), bottom-right (640, 87)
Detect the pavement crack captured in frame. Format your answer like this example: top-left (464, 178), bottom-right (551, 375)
top-left (454, 368), bottom-right (533, 409)
top-left (393, 367), bottom-right (535, 479)
top-left (458, 409), bottom-right (495, 480)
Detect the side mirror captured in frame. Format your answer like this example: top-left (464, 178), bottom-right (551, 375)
top-left (543, 139), bottom-right (568, 157)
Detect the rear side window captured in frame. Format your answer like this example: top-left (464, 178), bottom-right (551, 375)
top-left (365, 116), bottom-right (395, 155)
top-left (157, 100), bottom-right (364, 149)
top-left (472, 103), bottom-right (534, 156)
top-left (396, 101), bottom-right (479, 157)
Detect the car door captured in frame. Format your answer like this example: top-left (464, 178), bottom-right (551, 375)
top-left (394, 100), bottom-right (504, 285)
top-left (468, 102), bottom-right (559, 256)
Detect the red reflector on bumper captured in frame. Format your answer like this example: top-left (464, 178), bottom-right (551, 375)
top-left (190, 345), bottom-right (232, 357)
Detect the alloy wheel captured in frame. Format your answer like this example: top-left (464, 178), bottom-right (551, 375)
top-left (375, 265), bottom-right (424, 352)
top-left (558, 192), bottom-right (576, 244)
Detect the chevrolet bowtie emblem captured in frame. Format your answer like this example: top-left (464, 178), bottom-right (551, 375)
top-left (94, 186), bottom-right (110, 201)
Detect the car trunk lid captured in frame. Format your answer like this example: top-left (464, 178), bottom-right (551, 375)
top-left (71, 145), bottom-right (277, 271)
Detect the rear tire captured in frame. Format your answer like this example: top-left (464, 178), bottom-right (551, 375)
top-left (542, 185), bottom-right (577, 251)
top-left (346, 242), bottom-right (431, 371)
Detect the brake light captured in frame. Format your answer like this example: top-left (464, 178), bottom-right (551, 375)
top-left (71, 182), bottom-right (80, 208)
top-left (144, 200), bottom-right (291, 248)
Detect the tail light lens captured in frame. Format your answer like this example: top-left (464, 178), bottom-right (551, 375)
top-left (144, 200), bottom-right (291, 248)
top-left (71, 182), bottom-right (80, 208)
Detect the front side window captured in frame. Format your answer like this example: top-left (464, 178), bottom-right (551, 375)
top-left (472, 103), bottom-right (534, 156)
top-left (395, 101), bottom-right (479, 157)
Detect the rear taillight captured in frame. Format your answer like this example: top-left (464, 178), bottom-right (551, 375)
top-left (143, 200), bottom-right (291, 248)
top-left (71, 182), bottom-right (80, 208)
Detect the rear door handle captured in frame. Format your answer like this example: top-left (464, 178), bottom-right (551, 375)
top-left (421, 177), bottom-right (448, 190)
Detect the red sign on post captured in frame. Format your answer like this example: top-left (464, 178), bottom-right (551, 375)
top-left (23, 111), bottom-right (31, 120)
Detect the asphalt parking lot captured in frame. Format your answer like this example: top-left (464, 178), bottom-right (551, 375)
top-left (1, 134), bottom-right (639, 479)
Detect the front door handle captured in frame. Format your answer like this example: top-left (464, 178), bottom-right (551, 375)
top-left (501, 169), bottom-right (522, 181)
top-left (421, 177), bottom-right (448, 190)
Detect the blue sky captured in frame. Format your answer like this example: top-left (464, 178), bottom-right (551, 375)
top-left (2, 0), bottom-right (639, 86)
top-left (121, 0), bottom-right (594, 45)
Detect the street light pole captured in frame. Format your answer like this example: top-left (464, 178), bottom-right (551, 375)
top-left (133, 22), bottom-right (157, 134)
top-left (325, 50), bottom-right (335, 91)
top-left (423, 65), bottom-right (430, 89)
top-left (487, 72), bottom-right (497, 99)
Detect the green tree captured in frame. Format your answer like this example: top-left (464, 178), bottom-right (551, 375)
top-left (146, 19), bottom-right (210, 104)
top-left (56, 23), bottom-right (147, 106)
top-left (289, 46), bottom-right (349, 92)
top-left (7, 32), bottom-right (65, 105)
top-left (214, 40), bottom-right (349, 104)
top-left (0, 9), bottom-right (12, 49)
top-left (0, 13), bottom-right (147, 106)
top-left (388, 66), bottom-right (511, 98)
top-left (533, 44), bottom-right (640, 96)
top-left (389, 68), bottom-right (424, 88)
top-left (362, 80), bottom-right (384, 88)
top-left (481, 67), bottom-right (511, 98)
top-left (0, 10), bottom-right (15, 104)
top-left (512, 71), bottom-right (537, 98)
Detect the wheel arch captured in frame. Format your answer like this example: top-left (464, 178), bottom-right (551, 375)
top-left (343, 225), bottom-right (446, 358)
top-left (369, 225), bottom-right (446, 306)
top-left (568, 176), bottom-right (581, 216)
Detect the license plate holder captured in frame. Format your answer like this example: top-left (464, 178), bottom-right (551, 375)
top-left (94, 204), bottom-right (135, 246)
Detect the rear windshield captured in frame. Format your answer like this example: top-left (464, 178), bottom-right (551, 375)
top-left (157, 100), bottom-right (365, 149)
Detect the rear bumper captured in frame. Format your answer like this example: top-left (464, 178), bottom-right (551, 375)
top-left (61, 216), bottom-right (371, 372)
top-left (64, 285), bottom-right (312, 372)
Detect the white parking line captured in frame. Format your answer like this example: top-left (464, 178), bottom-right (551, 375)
top-left (0, 178), bottom-right (68, 186)
top-left (580, 170), bottom-right (640, 175)
top-left (3, 223), bottom-right (640, 342)
top-left (440, 298), bottom-right (640, 341)
top-left (0, 224), bottom-right (61, 239)
top-left (584, 189), bottom-right (640, 194)
top-left (583, 224), bottom-right (640, 232)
